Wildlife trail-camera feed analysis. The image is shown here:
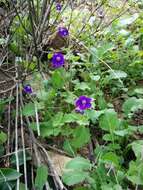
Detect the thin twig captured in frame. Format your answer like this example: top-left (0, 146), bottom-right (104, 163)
top-left (20, 91), bottom-right (51, 190)
top-left (27, 0), bottom-right (40, 71)
top-left (0, 84), bottom-right (16, 94)
top-left (0, 148), bottom-right (31, 159)
top-left (0, 68), bottom-right (15, 81)
top-left (6, 89), bottom-right (13, 167)
top-left (15, 81), bottom-right (20, 190)
top-left (36, 0), bottom-right (55, 44)
top-left (20, 106), bottom-right (28, 190)
top-left (34, 102), bottom-right (40, 136)
top-left (37, 142), bottom-right (67, 190)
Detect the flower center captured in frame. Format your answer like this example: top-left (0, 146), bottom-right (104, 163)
top-left (81, 100), bottom-right (87, 105)
top-left (63, 31), bottom-right (67, 36)
top-left (56, 56), bottom-right (61, 61)
top-left (27, 86), bottom-right (31, 89)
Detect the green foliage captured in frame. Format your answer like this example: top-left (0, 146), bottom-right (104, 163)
top-left (131, 140), bottom-right (143, 159)
top-left (63, 170), bottom-right (88, 186)
top-left (62, 157), bottom-right (91, 186)
top-left (108, 70), bottom-right (127, 80)
top-left (90, 43), bottom-right (114, 64)
top-left (0, 132), bottom-right (7, 144)
top-left (122, 97), bottom-right (143, 116)
top-left (1, 1), bottom-right (143, 189)
top-left (99, 109), bottom-right (119, 132)
top-left (70, 126), bottom-right (90, 149)
top-left (0, 168), bottom-right (21, 183)
top-left (22, 102), bottom-right (35, 116)
top-left (127, 161), bottom-right (143, 185)
top-left (101, 152), bottom-right (120, 168)
top-left (51, 68), bottom-right (66, 89)
top-left (35, 165), bottom-right (48, 190)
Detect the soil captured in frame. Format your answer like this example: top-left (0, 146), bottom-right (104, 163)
top-left (131, 109), bottom-right (143, 126)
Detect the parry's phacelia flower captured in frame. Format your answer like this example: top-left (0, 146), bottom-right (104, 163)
top-left (75, 96), bottom-right (92, 111)
top-left (56, 3), bottom-right (62, 11)
top-left (58, 27), bottom-right (69, 37)
top-left (52, 52), bottom-right (65, 68)
top-left (23, 85), bottom-right (33, 94)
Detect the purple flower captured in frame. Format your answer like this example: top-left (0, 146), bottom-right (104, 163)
top-left (56, 3), bottom-right (62, 11)
top-left (75, 96), bottom-right (92, 111)
top-left (23, 85), bottom-right (33, 94)
top-left (52, 52), bottom-right (65, 68)
top-left (58, 27), bottom-right (69, 37)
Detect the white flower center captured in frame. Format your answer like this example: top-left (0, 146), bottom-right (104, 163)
top-left (56, 56), bottom-right (61, 61)
top-left (81, 100), bottom-right (86, 105)
top-left (63, 32), bottom-right (67, 36)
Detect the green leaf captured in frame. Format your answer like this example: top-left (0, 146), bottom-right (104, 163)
top-left (118, 13), bottom-right (139, 26)
top-left (65, 157), bottom-right (91, 171)
top-left (99, 109), bottom-right (119, 132)
top-left (114, 129), bottom-right (129, 137)
top-left (9, 41), bottom-right (20, 55)
top-left (97, 96), bottom-right (107, 110)
top-left (35, 165), bottom-right (48, 190)
top-left (63, 113), bottom-right (89, 126)
top-left (0, 132), bottom-right (7, 144)
top-left (114, 184), bottom-right (123, 190)
top-left (119, 29), bottom-right (130, 36)
top-left (22, 103), bottom-right (35, 116)
top-left (52, 112), bottom-right (64, 127)
top-left (108, 70), bottom-right (127, 79)
top-left (101, 185), bottom-right (113, 190)
top-left (63, 140), bottom-right (75, 156)
top-left (101, 152), bottom-right (120, 168)
top-left (37, 90), bottom-right (55, 102)
top-left (0, 168), bottom-right (21, 183)
top-left (19, 183), bottom-right (29, 190)
top-left (127, 161), bottom-right (143, 185)
top-left (122, 97), bottom-right (143, 115)
top-left (40, 121), bottom-right (61, 137)
top-left (71, 126), bottom-right (90, 149)
top-left (131, 140), bottom-right (143, 159)
top-left (0, 38), bottom-right (7, 45)
top-left (134, 88), bottom-right (143, 95)
top-left (85, 110), bottom-right (104, 123)
top-left (122, 97), bottom-right (137, 115)
top-left (62, 91), bottom-right (77, 104)
top-left (10, 151), bottom-right (31, 166)
top-left (51, 69), bottom-right (65, 89)
top-left (62, 170), bottom-right (88, 186)
top-left (74, 187), bottom-right (88, 190)
top-left (90, 43), bottom-right (114, 64)
top-left (75, 82), bottom-right (90, 91)
top-left (90, 74), bottom-right (100, 81)
top-left (113, 125), bottom-right (138, 137)
top-left (47, 52), bottom-right (53, 59)
top-left (103, 134), bottom-right (114, 142)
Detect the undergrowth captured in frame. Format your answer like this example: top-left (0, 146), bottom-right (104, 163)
top-left (0, 0), bottom-right (143, 190)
